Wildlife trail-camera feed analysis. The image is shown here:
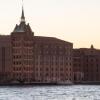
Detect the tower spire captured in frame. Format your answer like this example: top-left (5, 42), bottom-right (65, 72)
top-left (21, 0), bottom-right (25, 23)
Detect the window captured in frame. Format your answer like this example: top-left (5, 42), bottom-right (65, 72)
top-left (46, 68), bottom-right (49, 71)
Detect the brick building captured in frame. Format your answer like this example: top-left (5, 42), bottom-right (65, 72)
top-left (0, 7), bottom-right (73, 84)
top-left (2, 6), bottom-right (100, 85)
top-left (33, 36), bottom-right (73, 83)
top-left (73, 45), bottom-right (100, 84)
top-left (0, 36), bottom-right (12, 83)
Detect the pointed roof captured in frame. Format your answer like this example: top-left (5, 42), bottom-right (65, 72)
top-left (21, 6), bottom-right (25, 23)
top-left (13, 3), bottom-right (33, 35)
top-left (91, 44), bottom-right (94, 49)
top-left (21, 6), bottom-right (25, 19)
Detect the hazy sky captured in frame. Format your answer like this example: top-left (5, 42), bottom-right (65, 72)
top-left (0, 0), bottom-right (100, 48)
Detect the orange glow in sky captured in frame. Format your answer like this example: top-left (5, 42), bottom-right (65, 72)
top-left (0, 0), bottom-right (100, 48)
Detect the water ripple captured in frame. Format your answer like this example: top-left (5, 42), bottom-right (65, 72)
top-left (0, 85), bottom-right (99, 100)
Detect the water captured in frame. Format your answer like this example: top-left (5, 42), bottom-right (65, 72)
top-left (0, 85), bottom-right (99, 100)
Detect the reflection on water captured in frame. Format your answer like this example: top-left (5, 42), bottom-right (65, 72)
top-left (0, 85), bottom-right (99, 100)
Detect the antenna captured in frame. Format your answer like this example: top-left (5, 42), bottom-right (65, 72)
top-left (20, 0), bottom-right (25, 23)
top-left (22, 0), bottom-right (24, 12)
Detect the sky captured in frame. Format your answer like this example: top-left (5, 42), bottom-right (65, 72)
top-left (0, 0), bottom-right (100, 48)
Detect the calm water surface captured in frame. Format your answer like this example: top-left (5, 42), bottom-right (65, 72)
top-left (0, 85), bottom-right (100, 100)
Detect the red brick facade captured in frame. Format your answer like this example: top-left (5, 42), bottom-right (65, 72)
top-left (0, 36), bottom-right (12, 83)
top-left (73, 45), bottom-right (100, 84)
top-left (33, 37), bottom-right (73, 83)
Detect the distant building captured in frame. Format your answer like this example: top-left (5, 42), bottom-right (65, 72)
top-left (73, 45), bottom-right (100, 84)
top-left (0, 7), bottom-right (73, 84)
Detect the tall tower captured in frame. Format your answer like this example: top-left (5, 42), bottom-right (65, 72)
top-left (11, 5), bottom-right (35, 83)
